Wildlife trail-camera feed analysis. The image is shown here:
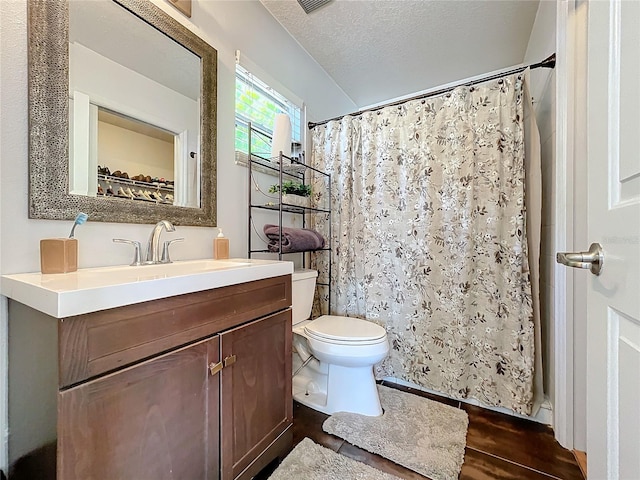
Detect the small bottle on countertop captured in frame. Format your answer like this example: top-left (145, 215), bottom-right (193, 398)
top-left (214, 228), bottom-right (230, 260)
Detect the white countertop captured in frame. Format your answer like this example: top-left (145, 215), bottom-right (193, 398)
top-left (1, 258), bottom-right (294, 318)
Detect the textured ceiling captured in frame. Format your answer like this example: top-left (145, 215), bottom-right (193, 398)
top-left (260, 0), bottom-right (540, 108)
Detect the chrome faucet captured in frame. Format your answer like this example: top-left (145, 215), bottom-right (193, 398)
top-left (146, 220), bottom-right (176, 264)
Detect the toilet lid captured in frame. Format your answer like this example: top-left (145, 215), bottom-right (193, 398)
top-left (304, 315), bottom-right (387, 343)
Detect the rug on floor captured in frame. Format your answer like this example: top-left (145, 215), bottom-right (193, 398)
top-left (268, 437), bottom-right (401, 480)
top-left (323, 384), bottom-right (469, 480)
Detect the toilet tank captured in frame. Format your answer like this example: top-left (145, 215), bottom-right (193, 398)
top-left (291, 269), bottom-right (318, 325)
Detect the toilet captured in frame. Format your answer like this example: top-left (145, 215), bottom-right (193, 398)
top-left (291, 269), bottom-right (389, 416)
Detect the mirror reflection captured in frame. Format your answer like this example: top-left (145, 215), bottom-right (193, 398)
top-left (68, 0), bottom-right (201, 208)
top-left (96, 109), bottom-right (175, 203)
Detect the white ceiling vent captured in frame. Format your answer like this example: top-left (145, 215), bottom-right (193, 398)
top-left (296, 0), bottom-right (332, 14)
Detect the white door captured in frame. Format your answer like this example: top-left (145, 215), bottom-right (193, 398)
top-left (583, 1), bottom-right (640, 478)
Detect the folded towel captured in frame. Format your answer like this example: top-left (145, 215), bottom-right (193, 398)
top-left (263, 224), bottom-right (325, 253)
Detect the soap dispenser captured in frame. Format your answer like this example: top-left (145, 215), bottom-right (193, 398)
top-left (214, 228), bottom-right (229, 260)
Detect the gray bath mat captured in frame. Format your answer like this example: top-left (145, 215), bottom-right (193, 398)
top-left (323, 384), bottom-right (468, 480)
top-left (268, 437), bottom-right (401, 480)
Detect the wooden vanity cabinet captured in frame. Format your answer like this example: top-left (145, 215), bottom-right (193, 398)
top-left (9, 274), bottom-right (293, 480)
top-left (58, 337), bottom-right (221, 479)
top-left (221, 310), bottom-right (292, 479)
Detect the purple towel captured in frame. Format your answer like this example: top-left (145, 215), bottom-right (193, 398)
top-left (263, 224), bottom-right (325, 253)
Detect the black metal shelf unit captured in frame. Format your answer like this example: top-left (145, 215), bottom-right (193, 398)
top-left (246, 123), bottom-right (332, 313)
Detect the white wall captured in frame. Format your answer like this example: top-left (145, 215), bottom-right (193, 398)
top-left (0, 0), bottom-right (356, 471)
top-left (98, 121), bottom-right (174, 181)
top-left (523, 0), bottom-right (556, 416)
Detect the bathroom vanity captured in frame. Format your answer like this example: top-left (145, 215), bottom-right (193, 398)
top-left (1, 259), bottom-right (293, 479)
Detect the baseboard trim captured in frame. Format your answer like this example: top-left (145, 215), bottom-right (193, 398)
top-left (381, 377), bottom-right (553, 425)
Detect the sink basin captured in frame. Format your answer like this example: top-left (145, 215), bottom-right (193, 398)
top-left (1, 258), bottom-right (293, 318)
top-left (142, 259), bottom-right (252, 274)
top-left (81, 259), bottom-right (254, 283)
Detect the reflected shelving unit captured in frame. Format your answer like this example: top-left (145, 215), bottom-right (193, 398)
top-left (97, 174), bottom-right (174, 204)
top-left (246, 123), bottom-right (332, 313)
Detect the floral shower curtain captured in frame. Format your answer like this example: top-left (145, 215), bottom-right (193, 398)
top-left (310, 73), bottom-right (538, 414)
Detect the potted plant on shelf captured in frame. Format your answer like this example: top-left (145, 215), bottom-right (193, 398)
top-left (269, 180), bottom-right (312, 207)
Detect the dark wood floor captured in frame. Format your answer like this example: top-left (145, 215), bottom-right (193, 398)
top-left (265, 380), bottom-right (585, 480)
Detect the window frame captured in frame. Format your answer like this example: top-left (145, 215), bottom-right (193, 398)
top-left (235, 64), bottom-right (304, 157)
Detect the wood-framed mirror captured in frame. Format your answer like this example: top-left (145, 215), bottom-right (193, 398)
top-left (28, 0), bottom-right (217, 226)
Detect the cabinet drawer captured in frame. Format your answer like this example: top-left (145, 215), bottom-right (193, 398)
top-left (59, 274), bottom-right (291, 388)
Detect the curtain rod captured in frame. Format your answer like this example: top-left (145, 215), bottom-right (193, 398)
top-left (308, 53), bottom-right (556, 129)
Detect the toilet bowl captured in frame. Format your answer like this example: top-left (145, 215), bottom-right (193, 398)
top-left (291, 270), bottom-right (389, 416)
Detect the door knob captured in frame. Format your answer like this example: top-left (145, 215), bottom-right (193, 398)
top-left (556, 242), bottom-right (604, 276)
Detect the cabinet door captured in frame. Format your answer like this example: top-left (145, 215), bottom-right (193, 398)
top-left (220, 310), bottom-right (292, 479)
top-left (58, 336), bottom-right (220, 480)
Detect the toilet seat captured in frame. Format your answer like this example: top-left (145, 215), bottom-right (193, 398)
top-left (304, 315), bottom-right (387, 346)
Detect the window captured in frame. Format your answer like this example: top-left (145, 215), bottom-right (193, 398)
top-left (235, 65), bottom-right (302, 157)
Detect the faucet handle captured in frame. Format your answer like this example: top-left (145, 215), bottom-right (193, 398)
top-left (113, 238), bottom-right (143, 266)
top-left (161, 238), bottom-right (184, 264)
